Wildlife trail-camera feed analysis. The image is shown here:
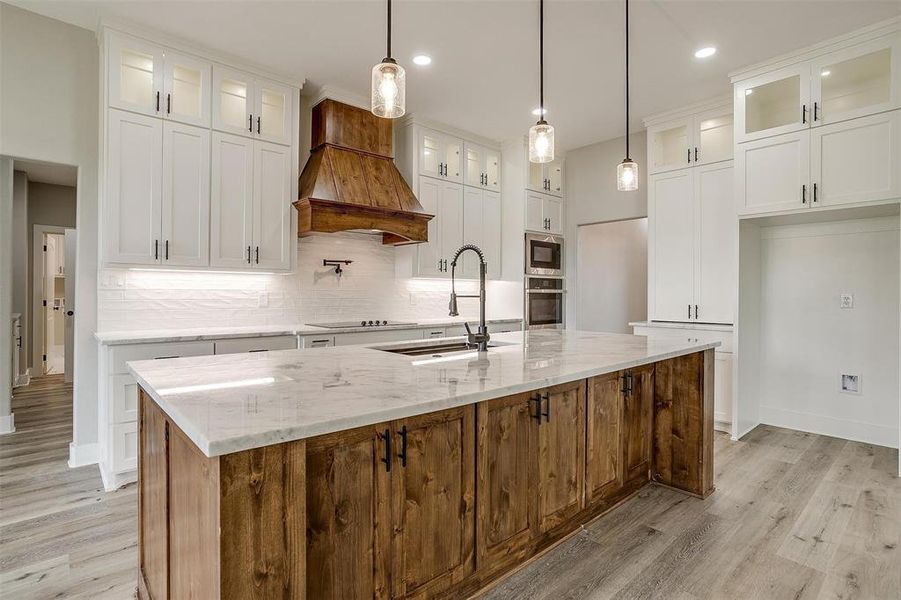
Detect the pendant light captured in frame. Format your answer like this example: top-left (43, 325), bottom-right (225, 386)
top-left (528, 0), bottom-right (554, 163)
top-left (616, 0), bottom-right (638, 191)
top-left (371, 0), bottom-right (406, 118)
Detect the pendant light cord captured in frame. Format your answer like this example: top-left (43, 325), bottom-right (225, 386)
top-left (539, 0), bottom-right (545, 122)
top-left (625, 0), bottom-right (630, 159)
top-left (386, 0), bottom-right (392, 60)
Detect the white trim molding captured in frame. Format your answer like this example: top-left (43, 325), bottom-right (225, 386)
top-left (0, 414), bottom-right (15, 435)
top-left (760, 405), bottom-right (899, 449)
top-left (68, 441), bottom-right (100, 468)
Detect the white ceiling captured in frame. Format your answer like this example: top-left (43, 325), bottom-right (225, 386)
top-left (12, 0), bottom-right (901, 150)
top-left (13, 159), bottom-right (78, 187)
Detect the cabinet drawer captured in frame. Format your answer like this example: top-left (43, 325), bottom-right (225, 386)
top-left (213, 335), bottom-right (297, 355)
top-left (111, 374), bottom-right (139, 424)
top-left (112, 422), bottom-right (138, 474)
top-left (422, 328), bottom-right (447, 339)
top-left (300, 335), bottom-right (335, 348)
top-left (490, 321), bottom-right (522, 334)
top-left (334, 329), bottom-right (422, 346)
top-left (109, 341), bottom-right (215, 374)
top-left (632, 325), bottom-right (733, 353)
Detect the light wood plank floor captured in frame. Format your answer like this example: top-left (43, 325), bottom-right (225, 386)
top-left (1, 378), bottom-right (898, 599)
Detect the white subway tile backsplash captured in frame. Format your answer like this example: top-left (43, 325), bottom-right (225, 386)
top-left (98, 232), bottom-right (521, 332)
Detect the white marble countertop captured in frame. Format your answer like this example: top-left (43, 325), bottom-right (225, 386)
top-left (629, 321), bottom-right (734, 332)
top-left (94, 317), bottom-right (523, 345)
top-left (128, 329), bottom-right (719, 457)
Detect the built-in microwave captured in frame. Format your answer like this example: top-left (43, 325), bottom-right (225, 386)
top-left (525, 276), bottom-right (565, 330)
top-left (525, 233), bottom-right (563, 276)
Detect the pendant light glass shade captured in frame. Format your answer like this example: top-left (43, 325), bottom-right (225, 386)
top-left (529, 121), bottom-right (555, 163)
top-left (371, 59), bottom-right (406, 118)
top-left (617, 158), bottom-right (638, 191)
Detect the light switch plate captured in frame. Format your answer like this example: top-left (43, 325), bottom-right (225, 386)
top-left (840, 294), bottom-right (854, 309)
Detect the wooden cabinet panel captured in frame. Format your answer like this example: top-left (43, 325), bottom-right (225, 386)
top-left (306, 426), bottom-right (390, 600)
top-left (391, 406), bottom-right (475, 598)
top-left (534, 380), bottom-right (585, 535)
top-left (623, 364), bottom-right (654, 485)
top-left (476, 393), bottom-right (534, 574)
top-left (586, 372), bottom-right (623, 506)
top-left (139, 392), bottom-right (168, 600)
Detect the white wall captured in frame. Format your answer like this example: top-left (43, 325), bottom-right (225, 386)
top-left (98, 232), bottom-right (522, 332)
top-left (0, 158), bottom-right (14, 432)
top-left (576, 219), bottom-right (648, 333)
top-left (11, 172), bottom-right (28, 378)
top-left (0, 4), bottom-right (100, 453)
top-left (563, 132), bottom-right (648, 327)
top-left (756, 217), bottom-right (899, 448)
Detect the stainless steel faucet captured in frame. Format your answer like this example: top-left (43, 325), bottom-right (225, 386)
top-left (448, 244), bottom-right (491, 352)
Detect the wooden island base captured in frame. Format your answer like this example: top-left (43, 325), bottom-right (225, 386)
top-left (137, 350), bottom-right (714, 600)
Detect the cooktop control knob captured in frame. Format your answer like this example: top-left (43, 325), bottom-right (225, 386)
top-left (360, 321), bottom-right (367, 327)
top-left (368, 320), bottom-right (374, 326)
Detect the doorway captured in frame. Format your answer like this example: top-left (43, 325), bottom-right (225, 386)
top-left (33, 226), bottom-right (76, 377)
top-left (575, 218), bottom-right (648, 333)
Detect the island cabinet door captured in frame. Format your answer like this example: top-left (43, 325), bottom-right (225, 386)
top-left (305, 425), bottom-right (392, 600)
top-left (533, 380), bottom-right (586, 537)
top-left (139, 392), bottom-right (169, 600)
top-left (476, 393), bottom-right (536, 577)
top-left (585, 371), bottom-right (624, 508)
top-left (390, 406), bottom-right (476, 599)
top-left (623, 364), bottom-right (655, 485)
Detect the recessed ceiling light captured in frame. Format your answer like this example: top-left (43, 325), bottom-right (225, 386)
top-left (694, 46), bottom-right (717, 59)
top-left (412, 54), bottom-right (432, 66)
top-left (531, 107), bottom-right (547, 116)
top-left (821, 69), bottom-right (831, 77)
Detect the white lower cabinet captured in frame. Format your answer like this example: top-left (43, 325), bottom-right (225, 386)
top-left (525, 190), bottom-right (563, 234)
top-left (714, 352), bottom-right (733, 427)
top-left (211, 132), bottom-right (292, 270)
top-left (213, 335), bottom-right (297, 354)
top-left (649, 162), bottom-right (734, 324)
top-left (300, 335), bottom-right (335, 348)
top-left (737, 109), bottom-right (900, 216)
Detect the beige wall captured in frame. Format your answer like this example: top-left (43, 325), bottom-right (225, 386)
top-left (1, 3), bottom-right (99, 451)
top-left (11, 172), bottom-right (29, 377)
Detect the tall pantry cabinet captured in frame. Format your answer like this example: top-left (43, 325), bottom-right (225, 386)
top-left (102, 29), bottom-right (299, 271)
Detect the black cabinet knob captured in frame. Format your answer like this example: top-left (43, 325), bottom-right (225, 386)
top-left (66, 310), bottom-right (74, 316)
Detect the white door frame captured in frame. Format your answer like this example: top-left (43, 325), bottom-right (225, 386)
top-left (32, 224), bottom-right (66, 374)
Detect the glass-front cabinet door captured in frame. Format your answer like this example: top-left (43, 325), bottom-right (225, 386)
top-left (442, 136), bottom-right (463, 183)
top-left (255, 79), bottom-right (293, 145)
top-left (464, 143), bottom-right (483, 187)
top-left (162, 52), bottom-right (210, 127)
top-left (528, 160), bottom-right (546, 192)
top-left (694, 110), bottom-right (733, 165)
top-left (484, 149), bottom-right (500, 191)
top-left (648, 119), bottom-right (693, 174)
top-left (213, 65), bottom-right (254, 137)
top-left (546, 158), bottom-right (564, 196)
top-left (419, 130), bottom-right (443, 179)
top-left (736, 64), bottom-right (810, 143)
top-left (811, 37), bottom-right (900, 127)
top-left (108, 34), bottom-right (164, 117)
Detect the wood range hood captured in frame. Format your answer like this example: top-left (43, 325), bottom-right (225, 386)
top-left (295, 99), bottom-right (433, 245)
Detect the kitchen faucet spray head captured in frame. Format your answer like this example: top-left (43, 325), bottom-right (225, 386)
top-left (448, 292), bottom-right (459, 316)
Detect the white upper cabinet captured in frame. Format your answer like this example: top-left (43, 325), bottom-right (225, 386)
top-left (649, 170), bottom-right (695, 322)
top-left (647, 106), bottom-right (733, 175)
top-left (481, 190), bottom-right (502, 278)
top-left (736, 131), bottom-right (810, 215)
top-left (255, 79), bottom-right (293, 145)
top-left (106, 109), bottom-right (162, 265)
top-left (527, 157), bottom-right (565, 196)
top-left (463, 143), bottom-right (502, 191)
top-left (252, 141), bottom-right (292, 270)
top-left (810, 36), bottom-right (900, 127)
top-left (213, 65), bottom-right (254, 137)
top-left (736, 65), bottom-right (810, 144)
top-left (162, 122), bottom-right (210, 267)
top-left (108, 35), bottom-right (164, 118)
top-left (525, 191), bottom-right (563, 234)
top-left (415, 176), bottom-right (443, 277)
top-left (462, 187), bottom-right (483, 278)
top-left (162, 51), bottom-right (211, 127)
top-left (418, 128), bottom-right (463, 183)
top-left (210, 132), bottom-right (254, 268)
top-left (107, 33), bottom-right (210, 126)
top-left (694, 162), bottom-right (736, 325)
top-left (810, 110), bottom-right (901, 208)
top-left (460, 188), bottom-right (502, 279)
top-left (413, 176), bottom-right (464, 278)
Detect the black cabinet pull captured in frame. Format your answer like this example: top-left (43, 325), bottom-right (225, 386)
top-left (802, 104), bottom-right (807, 124)
top-left (530, 394), bottom-right (543, 423)
top-left (694, 147), bottom-right (698, 162)
top-left (249, 114), bottom-right (253, 132)
top-left (687, 148), bottom-right (691, 163)
top-left (627, 371), bottom-right (634, 396)
top-left (167, 93), bottom-right (171, 114)
top-left (688, 303), bottom-right (692, 319)
top-left (154, 239), bottom-right (159, 260)
top-left (813, 183), bottom-right (818, 203)
top-left (396, 425), bottom-right (408, 467)
top-left (247, 245), bottom-right (252, 264)
top-left (694, 304), bottom-right (698, 320)
top-left (541, 392), bottom-right (551, 423)
top-left (622, 372), bottom-right (630, 396)
top-left (257, 116), bottom-right (261, 135)
top-left (802, 184), bottom-right (807, 204)
top-left (156, 91), bottom-right (160, 112)
top-left (255, 246), bottom-right (260, 264)
top-left (165, 240), bottom-right (169, 261)
top-left (378, 428), bottom-right (391, 472)
top-left (813, 101), bottom-right (819, 122)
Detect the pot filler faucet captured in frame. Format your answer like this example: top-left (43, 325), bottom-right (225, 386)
top-left (448, 244), bottom-right (491, 352)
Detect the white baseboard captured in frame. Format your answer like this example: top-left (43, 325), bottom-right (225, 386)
top-left (99, 462), bottom-right (136, 492)
top-left (68, 441), bottom-right (100, 468)
top-left (731, 420), bottom-right (760, 442)
top-left (759, 405), bottom-right (899, 449)
top-left (0, 414), bottom-right (15, 435)
top-left (714, 420), bottom-right (732, 435)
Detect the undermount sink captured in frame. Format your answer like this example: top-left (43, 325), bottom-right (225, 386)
top-left (374, 340), bottom-right (515, 357)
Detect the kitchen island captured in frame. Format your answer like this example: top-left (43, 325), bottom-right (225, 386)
top-left (130, 330), bottom-right (718, 600)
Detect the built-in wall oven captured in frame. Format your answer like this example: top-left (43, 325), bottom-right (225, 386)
top-left (525, 233), bottom-right (563, 277)
top-left (525, 277), bottom-right (565, 329)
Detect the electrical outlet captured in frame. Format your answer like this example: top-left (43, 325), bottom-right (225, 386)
top-left (258, 292), bottom-right (269, 308)
top-left (409, 293), bottom-right (418, 306)
top-left (840, 373), bottom-right (860, 394)
top-left (840, 294), bottom-right (854, 309)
